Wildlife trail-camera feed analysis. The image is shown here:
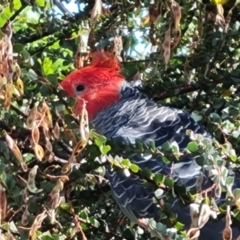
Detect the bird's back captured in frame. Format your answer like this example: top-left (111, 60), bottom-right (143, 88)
top-left (92, 84), bottom-right (240, 239)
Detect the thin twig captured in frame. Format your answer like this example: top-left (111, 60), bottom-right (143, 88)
top-left (0, 120), bottom-right (11, 132)
top-left (151, 77), bottom-right (226, 101)
top-left (10, 103), bottom-right (28, 118)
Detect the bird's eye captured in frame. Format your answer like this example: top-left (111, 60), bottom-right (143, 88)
top-left (75, 84), bottom-right (85, 92)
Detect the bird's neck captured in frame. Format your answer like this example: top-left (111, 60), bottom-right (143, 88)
top-left (86, 88), bottom-right (121, 120)
top-left (88, 82), bottom-right (127, 119)
top-left (91, 83), bottom-right (146, 138)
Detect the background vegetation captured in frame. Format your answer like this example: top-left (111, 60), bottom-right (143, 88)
top-left (0, 0), bottom-right (240, 239)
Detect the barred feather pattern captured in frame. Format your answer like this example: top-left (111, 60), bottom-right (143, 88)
top-left (91, 82), bottom-right (240, 239)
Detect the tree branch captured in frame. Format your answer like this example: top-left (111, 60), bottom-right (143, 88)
top-left (18, 13), bottom-right (85, 44)
top-left (10, 103), bottom-right (28, 118)
top-left (2, 3), bottom-right (28, 29)
top-left (150, 77), bottom-right (226, 101)
top-left (0, 120), bottom-right (11, 132)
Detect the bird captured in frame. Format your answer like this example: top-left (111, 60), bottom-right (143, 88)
top-left (60, 51), bottom-right (240, 240)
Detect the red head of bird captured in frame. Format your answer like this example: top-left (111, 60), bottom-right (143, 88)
top-left (60, 52), bottom-right (124, 120)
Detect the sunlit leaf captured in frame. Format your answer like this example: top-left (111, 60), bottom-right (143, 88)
top-left (53, 122), bottom-right (60, 139)
top-left (62, 154), bottom-right (76, 174)
top-left (187, 227), bottom-right (200, 240)
top-left (121, 159), bottom-right (131, 168)
top-left (16, 77), bottom-right (24, 95)
top-left (99, 145), bottom-right (111, 154)
top-left (60, 203), bottom-right (71, 211)
top-left (93, 132), bottom-right (107, 147)
top-left (79, 102), bottom-right (90, 142)
top-left (27, 165), bottom-right (42, 193)
top-left (3, 83), bottom-right (13, 109)
top-left (32, 127), bottom-right (40, 144)
top-left (45, 139), bottom-right (53, 152)
top-left (198, 203), bottom-right (210, 228)
top-left (34, 143), bottom-right (45, 161)
top-left (222, 226), bottom-right (232, 240)
top-left (5, 131), bottom-right (28, 171)
top-left (41, 102), bottom-right (53, 128)
top-left (154, 188), bottom-right (164, 199)
top-left (130, 163), bottom-right (139, 173)
top-left (153, 173), bottom-right (165, 185)
top-left (73, 140), bottom-right (87, 156)
top-left (29, 211), bottom-right (47, 239)
top-left (187, 141), bottom-right (199, 152)
top-left (61, 162), bottom-right (72, 174)
top-left (26, 105), bottom-right (38, 129)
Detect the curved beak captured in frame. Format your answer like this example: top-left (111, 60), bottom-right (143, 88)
top-left (59, 79), bottom-right (73, 96)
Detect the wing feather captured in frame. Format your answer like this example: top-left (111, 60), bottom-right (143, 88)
top-left (92, 84), bottom-right (240, 239)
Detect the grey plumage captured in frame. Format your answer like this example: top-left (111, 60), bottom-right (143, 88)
top-left (92, 82), bottom-right (240, 240)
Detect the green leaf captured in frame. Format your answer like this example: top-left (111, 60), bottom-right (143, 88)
top-left (156, 222), bottom-right (167, 233)
top-left (154, 188), bottom-right (164, 198)
top-left (130, 163), bottom-right (139, 173)
top-left (89, 217), bottom-right (100, 227)
top-left (170, 141), bottom-right (179, 153)
top-left (13, 43), bottom-right (24, 53)
top-left (232, 130), bottom-right (240, 139)
top-left (229, 149), bottom-right (237, 162)
top-left (233, 209), bottom-right (240, 221)
top-left (164, 178), bottom-right (174, 188)
top-left (48, 74), bottom-right (58, 87)
top-left (27, 69), bottom-right (38, 81)
top-left (226, 176), bottom-right (234, 186)
top-left (212, 98), bottom-right (225, 109)
top-left (209, 113), bottom-right (222, 122)
top-left (136, 140), bottom-right (145, 151)
top-left (0, 0), bottom-right (22, 28)
top-left (174, 221), bottom-right (184, 231)
top-left (121, 159), bottom-right (131, 167)
top-left (148, 140), bottom-right (156, 151)
top-left (66, 97), bottom-right (76, 107)
top-left (60, 203), bottom-right (71, 211)
top-left (36, 0), bottom-right (46, 7)
top-left (161, 141), bottom-right (171, 151)
top-left (191, 111), bottom-right (202, 122)
top-left (142, 168), bottom-right (153, 179)
top-left (153, 173), bottom-right (165, 184)
top-left (42, 235), bottom-right (61, 240)
top-left (233, 188), bottom-right (240, 199)
top-left (93, 133), bottom-right (107, 147)
top-left (40, 85), bottom-right (53, 96)
top-left (100, 145), bottom-right (111, 154)
top-left (162, 156), bottom-right (170, 164)
top-left (79, 210), bottom-right (88, 219)
top-left (187, 141), bottom-right (199, 152)
top-left (43, 57), bottom-right (53, 75)
top-left (21, 48), bottom-right (30, 60)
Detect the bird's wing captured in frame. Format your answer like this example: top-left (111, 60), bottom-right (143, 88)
top-left (92, 88), bottom-right (240, 239)
top-left (106, 103), bottom-right (206, 214)
top-left (111, 103), bottom-right (210, 185)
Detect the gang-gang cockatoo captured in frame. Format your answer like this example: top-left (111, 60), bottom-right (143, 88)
top-left (60, 52), bottom-right (240, 240)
